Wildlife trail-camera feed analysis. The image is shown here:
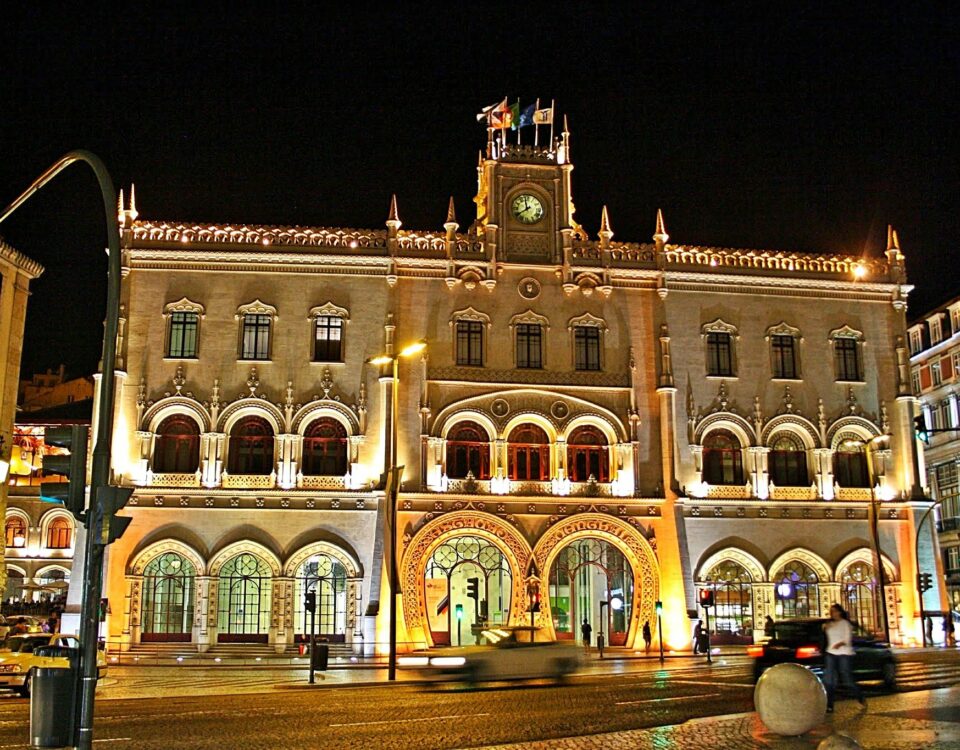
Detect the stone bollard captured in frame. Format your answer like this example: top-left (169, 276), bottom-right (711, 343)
top-left (818, 735), bottom-right (862, 749)
top-left (754, 662), bottom-right (827, 736)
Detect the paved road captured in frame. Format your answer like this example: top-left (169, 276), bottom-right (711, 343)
top-left (0, 652), bottom-right (957, 749)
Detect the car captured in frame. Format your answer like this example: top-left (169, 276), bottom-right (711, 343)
top-left (0, 634), bottom-right (107, 697)
top-left (1, 615), bottom-right (44, 635)
top-left (749, 618), bottom-right (896, 689)
top-left (399, 626), bottom-right (582, 685)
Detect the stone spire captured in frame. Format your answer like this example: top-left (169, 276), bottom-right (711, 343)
top-left (386, 194), bottom-right (402, 231)
top-left (444, 197), bottom-right (458, 230)
top-left (129, 183), bottom-right (138, 218)
top-left (599, 205), bottom-right (613, 249)
top-left (885, 224), bottom-right (903, 260)
top-left (653, 208), bottom-right (669, 244)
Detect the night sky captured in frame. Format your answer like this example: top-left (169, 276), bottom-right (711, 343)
top-left (1, 5), bottom-right (957, 379)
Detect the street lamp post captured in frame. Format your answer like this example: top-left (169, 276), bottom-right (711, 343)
top-left (861, 436), bottom-right (891, 643)
top-left (1, 151), bottom-right (122, 750)
top-left (368, 340), bottom-right (426, 681)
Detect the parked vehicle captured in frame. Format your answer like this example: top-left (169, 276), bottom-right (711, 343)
top-left (0, 633), bottom-right (107, 697)
top-left (399, 626), bottom-right (581, 685)
top-left (749, 618), bottom-right (896, 689)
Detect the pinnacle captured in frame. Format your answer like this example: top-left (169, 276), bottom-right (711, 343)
top-left (886, 224), bottom-right (900, 252)
top-left (599, 205), bottom-right (612, 235)
top-left (445, 196), bottom-right (457, 226)
top-left (387, 194), bottom-right (401, 227)
top-left (654, 208), bottom-right (669, 243)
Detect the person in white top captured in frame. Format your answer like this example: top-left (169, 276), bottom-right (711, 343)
top-left (822, 603), bottom-right (865, 712)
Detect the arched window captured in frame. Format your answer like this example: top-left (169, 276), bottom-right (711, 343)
top-left (294, 554), bottom-right (348, 641)
top-left (702, 560), bottom-right (753, 636)
top-left (142, 552), bottom-right (196, 642)
top-left (216, 553), bottom-right (273, 642)
top-left (5, 516), bottom-right (27, 548)
top-left (774, 560), bottom-right (820, 619)
top-left (152, 415), bottom-right (201, 474)
top-left (834, 440), bottom-right (870, 487)
top-left (840, 560), bottom-right (878, 634)
top-left (46, 517), bottom-right (72, 549)
top-left (446, 421), bottom-right (491, 480)
top-left (227, 417), bottom-right (275, 475)
top-left (566, 426), bottom-right (609, 483)
top-left (768, 433), bottom-right (808, 486)
top-left (301, 418), bottom-right (348, 476)
top-left (703, 429), bottom-right (744, 485)
top-left (508, 424), bottom-right (550, 481)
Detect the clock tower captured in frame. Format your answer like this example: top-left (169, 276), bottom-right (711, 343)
top-left (474, 120), bottom-right (580, 267)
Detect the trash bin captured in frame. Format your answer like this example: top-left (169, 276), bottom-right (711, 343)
top-left (311, 642), bottom-right (329, 671)
top-left (697, 632), bottom-right (710, 654)
top-left (30, 647), bottom-right (78, 749)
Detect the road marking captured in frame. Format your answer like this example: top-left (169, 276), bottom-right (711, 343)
top-left (330, 712), bottom-right (490, 728)
top-left (673, 679), bottom-right (756, 688)
top-left (616, 692), bottom-right (722, 706)
top-left (0, 742), bottom-right (130, 749)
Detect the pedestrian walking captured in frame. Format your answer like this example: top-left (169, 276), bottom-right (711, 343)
top-left (925, 617), bottom-right (934, 646)
top-left (946, 618), bottom-right (956, 647)
top-left (642, 621), bottom-right (652, 654)
top-left (580, 619), bottom-right (592, 653)
top-left (823, 603), bottom-right (865, 712)
top-left (692, 621), bottom-right (702, 654)
top-left (764, 615), bottom-right (775, 639)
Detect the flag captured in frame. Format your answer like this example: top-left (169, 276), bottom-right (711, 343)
top-left (516, 103), bottom-right (536, 128)
top-left (490, 101), bottom-right (514, 129)
top-left (476, 98), bottom-right (507, 122)
top-left (533, 106), bottom-right (553, 125)
top-left (508, 101), bottom-right (521, 129)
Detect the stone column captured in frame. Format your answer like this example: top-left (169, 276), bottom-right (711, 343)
top-left (426, 436), bottom-right (445, 490)
top-left (814, 448), bottom-right (835, 499)
top-left (276, 434), bottom-right (297, 489)
top-left (122, 575), bottom-right (140, 650)
top-left (658, 386), bottom-right (679, 498)
top-left (820, 582), bottom-right (842, 616)
top-left (273, 576), bottom-right (295, 653)
top-left (201, 433), bottom-right (224, 488)
top-left (748, 447), bottom-right (770, 499)
top-left (195, 575), bottom-right (215, 653)
top-left (753, 583), bottom-right (775, 630)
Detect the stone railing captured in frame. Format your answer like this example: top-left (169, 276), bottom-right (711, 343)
top-left (445, 477), bottom-right (493, 494)
top-left (221, 473), bottom-right (275, 489)
top-left (664, 245), bottom-right (888, 277)
top-left (132, 221), bottom-right (388, 250)
top-left (705, 484), bottom-right (753, 499)
top-left (834, 487), bottom-right (872, 501)
top-left (148, 472), bottom-right (200, 488)
top-left (769, 485), bottom-right (818, 501)
top-left (297, 475), bottom-right (347, 490)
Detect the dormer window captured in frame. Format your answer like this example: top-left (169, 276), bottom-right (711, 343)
top-left (909, 329), bottom-right (923, 355)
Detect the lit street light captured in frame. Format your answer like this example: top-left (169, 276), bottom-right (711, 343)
top-left (366, 339), bottom-right (426, 681)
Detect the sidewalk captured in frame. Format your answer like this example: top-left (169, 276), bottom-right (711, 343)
top-left (473, 686), bottom-right (960, 750)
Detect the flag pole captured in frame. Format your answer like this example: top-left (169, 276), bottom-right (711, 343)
top-left (516, 98), bottom-right (522, 146)
top-left (550, 99), bottom-right (555, 148)
top-left (500, 96), bottom-right (506, 154)
top-left (534, 98), bottom-right (540, 147)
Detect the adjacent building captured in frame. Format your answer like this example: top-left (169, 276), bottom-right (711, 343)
top-left (908, 298), bottom-right (960, 622)
top-left (98, 123), bottom-right (945, 655)
top-left (0, 238), bottom-right (44, 604)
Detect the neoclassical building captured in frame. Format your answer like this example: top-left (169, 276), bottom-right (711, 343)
top-left (97, 124), bottom-right (946, 654)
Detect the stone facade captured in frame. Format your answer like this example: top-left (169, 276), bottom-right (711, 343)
top-left (98, 130), bottom-right (944, 653)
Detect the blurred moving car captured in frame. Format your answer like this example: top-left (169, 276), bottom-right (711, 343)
top-left (0, 633), bottom-right (107, 697)
top-left (399, 626), bottom-right (581, 684)
top-left (749, 618), bottom-right (896, 689)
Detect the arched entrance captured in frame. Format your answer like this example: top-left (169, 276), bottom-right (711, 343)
top-left (293, 554), bottom-right (348, 642)
top-left (216, 553), bottom-right (273, 643)
top-left (532, 514), bottom-right (659, 649)
top-left (400, 511), bottom-right (531, 648)
top-left (548, 538), bottom-right (633, 645)
top-left (424, 535), bottom-right (512, 646)
top-left (141, 552), bottom-right (196, 642)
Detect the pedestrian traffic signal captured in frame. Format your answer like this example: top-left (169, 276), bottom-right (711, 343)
top-left (41, 425), bottom-right (90, 521)
top-left (918, 571), bottom-right (933, 593)
top-left (915, 415), bottom-right (930, 444)
top-left (699, 589), bottom-right (714, 608)
top-left (655, 600), bottom-right (663, 615)
top-left (304, 591), bottom-right (317, 613)
top-left (98, 485), bottom-right (135, 545)
top-left (466, 577), bottom-right (479, 602)
top-left (455, 603), bottom-right (464, 621)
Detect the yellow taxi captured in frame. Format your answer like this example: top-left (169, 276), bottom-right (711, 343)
top-left (0, 633), bottom-right (107, 697)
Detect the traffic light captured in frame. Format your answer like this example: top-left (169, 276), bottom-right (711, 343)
top-left (466, 577), bottom-right (479, 602)
top-left (304, 591), bottom-right (317, 613)
top-left (918, 572), bottom-right (934, 593)
top-left (98, 485), bottom-right (135, 545)
top-left (655, 600), bottom-right (663, 615)
top-left (915, 415), bottom-right (930, 444)
top-left (455, 603), bottom-right (464, 621)
top-left (699, 589), bottom-right (715, 608)
top-left (41, 425), bottom-right (90, 521)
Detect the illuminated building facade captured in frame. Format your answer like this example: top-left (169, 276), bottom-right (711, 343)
top-left (908, 298), bottom-right (960, 629)
top-left (99, 126), bottom-right (945, 654)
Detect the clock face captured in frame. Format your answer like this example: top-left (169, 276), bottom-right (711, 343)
top-left (511, 194), bottom-right (545, 225)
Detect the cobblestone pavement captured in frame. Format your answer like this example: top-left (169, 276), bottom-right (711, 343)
top-left (473, 687), bottom-right (960, 750)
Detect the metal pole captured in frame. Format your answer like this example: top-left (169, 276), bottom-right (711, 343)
top-left (865, 443), bottom-right (890, 643)
top-left (1, 151), bottom-right (121, 750)
top-left (915, 499), bottom-right (941, 647)
top-left (388, 356), bottom-right (399, 681)
top-left (705, 608), bottom-right (712, 664)
top-left (309, 602), bottom-right (316, 684)
top-left (658, 613), bottom-right (664, 664)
